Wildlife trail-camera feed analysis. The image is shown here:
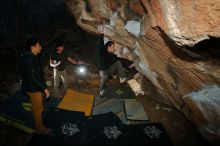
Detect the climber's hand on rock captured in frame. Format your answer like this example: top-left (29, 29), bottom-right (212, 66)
top-left (97, 23), bottom-right (105, 34)
top-left (129, 64), bottom-right (135, 69)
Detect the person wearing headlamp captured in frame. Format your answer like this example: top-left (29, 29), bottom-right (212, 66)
top-left (50, 39), bottom-right (84, 98)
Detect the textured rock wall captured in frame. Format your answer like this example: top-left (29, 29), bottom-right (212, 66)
top-left (65, 0), bottom-right (220, 143)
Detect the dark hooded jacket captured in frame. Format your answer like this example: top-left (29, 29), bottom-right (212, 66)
top-left (20, 51), bottom-right (47, 92)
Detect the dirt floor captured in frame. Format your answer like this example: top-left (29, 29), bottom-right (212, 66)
top-left (0, 64), bottom-right (213, 146)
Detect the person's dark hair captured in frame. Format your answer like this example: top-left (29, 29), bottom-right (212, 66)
top-left (25, 37), bottom-right (39, 51)
top-left (104, 41), bottom-right (114, 50)
top-left (55, 38), bottom-right (64, 48)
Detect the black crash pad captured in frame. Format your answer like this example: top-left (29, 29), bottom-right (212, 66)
top-left (0, 91), bottom-right (35, 133)
top-left (83, 112), bottom-right (131, 146)
top-left (128, 123), bottom-right (173, 146)
top-left (0, 90), bottom-right (60, 133)
top-left (43, 108), bottom-right (86, 144)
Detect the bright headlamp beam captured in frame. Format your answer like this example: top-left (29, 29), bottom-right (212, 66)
top-left (79, 67), bottom-right (85, 73)
top-left (77, 66), bottom-right (86, 75)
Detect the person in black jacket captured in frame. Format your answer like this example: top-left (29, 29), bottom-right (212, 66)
top-left (20, 37), bottom-right (51, 134)
top-left (97, 28), bottom-right (127, 96)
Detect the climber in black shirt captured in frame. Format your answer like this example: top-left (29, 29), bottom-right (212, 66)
top-left (97, 25), bottom-right (127, 96)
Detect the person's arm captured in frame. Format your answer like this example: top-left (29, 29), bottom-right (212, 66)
top-left (25, 59), bottom-right (47, 91)
top-left (50, 55), bottom-right (61, 67)
top-left (27, 59), bottom-right (50, 98)
top-left (97, 34), bottom-right (104, 53)
top-left (97, 22), bottom-right (105, 52)
top-left (67, 57), bottom-right (78, 64)
top-left (67, 57), bottom-right (85, 65)
top-left (50, 59), bottom-right (61, 67)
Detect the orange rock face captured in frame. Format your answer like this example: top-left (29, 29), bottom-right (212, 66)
top-left (65, 0), bottom-right (220, 143)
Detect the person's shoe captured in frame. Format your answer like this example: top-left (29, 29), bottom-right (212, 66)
top-left (119, 77), bottom-right (127, 84)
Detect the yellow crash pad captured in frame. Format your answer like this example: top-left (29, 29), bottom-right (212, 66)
top-left (58, 89), bottom-right (94, 116)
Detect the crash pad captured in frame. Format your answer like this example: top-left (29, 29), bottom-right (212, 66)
top-left (104, 84), bottom-right (135, 99)
top-left (58, 89), bottom-right (94, 116)
top-left (29, 112), bottom-right (173, 146)
top-left (93, 98), bottom-right (123, 115)
top-left (0, 91), bottom-right (35, 133)
top-left (128, 123), bottom-right (173, 146)
top-left (0, 90), bottom-right (60, 133)
top-left (124, 99), bottom-right (149, 121)
top-left (43, 108), bottom-right (86, 144)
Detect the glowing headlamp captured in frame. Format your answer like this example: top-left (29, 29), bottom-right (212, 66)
top-left (77, 66), bottom-right (86, 75)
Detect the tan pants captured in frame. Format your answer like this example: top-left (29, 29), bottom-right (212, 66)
top-left (27, 92), bottom-right (45, 131)
top-left (53, 69), bottom-right (68, 96)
